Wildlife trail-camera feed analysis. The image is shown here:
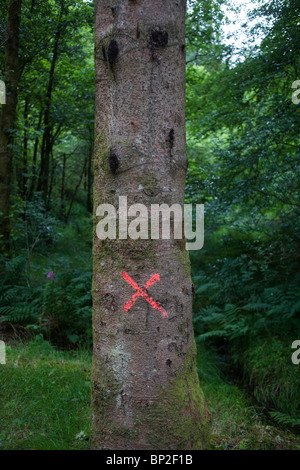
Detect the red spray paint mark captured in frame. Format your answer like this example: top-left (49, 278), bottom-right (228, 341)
top-left (122, 271), bottom-right (168, 318)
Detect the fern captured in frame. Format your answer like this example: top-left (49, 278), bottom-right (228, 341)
top-left (195, 330), bottom-right (225, 342)
top-left (0, 253), bottom-right (92, 347)
top-left (269, 411), bottom-right (300, 429)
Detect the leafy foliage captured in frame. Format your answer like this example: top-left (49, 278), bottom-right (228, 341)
top-left (187, 0), bottom-right (300, 425)
top-left (0, 212), bottom-right (92, 347)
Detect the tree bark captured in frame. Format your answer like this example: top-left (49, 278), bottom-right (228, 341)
top-left (0, 0), bottom-right (22, 253)
top-left (91, 0), bottom-right (210, 450)
top-left (86, 143), bottom-right (93, 213)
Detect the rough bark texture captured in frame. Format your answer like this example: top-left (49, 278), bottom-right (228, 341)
top-left (0, 0), bottom-right (22, 252)
top-left (91, 0), bottom-right (210, 450)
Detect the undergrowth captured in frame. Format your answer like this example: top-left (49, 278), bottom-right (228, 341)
top-left (196, 345), bottom-right (300, 450)
top-left (1, 339), bottom-right (299, 450)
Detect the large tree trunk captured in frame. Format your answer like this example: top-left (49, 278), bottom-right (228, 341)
top-left (91, 0), bottom-right (210, 450)
top-left (0, 0), bottom-right (22, 253)
top-left (86, 143), bottom-right (93, 213)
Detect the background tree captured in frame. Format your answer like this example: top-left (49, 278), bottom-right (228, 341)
top-left (0, 0), bottom-right (22, 253)
top-left (91, 0), bottom-right (210, 450)
top-left (0, 0), bottom-right (95, 346)
top-left (186, 0), bottom-right (300, 428)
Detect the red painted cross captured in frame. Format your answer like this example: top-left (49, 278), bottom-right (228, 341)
top-left (122, 271), bottom-right (168, 318)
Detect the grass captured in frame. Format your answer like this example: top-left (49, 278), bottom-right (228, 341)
top-left (0, 338), bottom-right (91, 450)
top-left (204, 381), bottom-right (300, 450)
top-left (0, 338), bottom-right (300, 450)
top-left (197, 345), bottom-right (300, 450)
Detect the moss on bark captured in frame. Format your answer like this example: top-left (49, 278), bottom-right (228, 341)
top-left (137, 342), bottom-right (210, 450)
top-left (91, 341), bottom-right (211, 450)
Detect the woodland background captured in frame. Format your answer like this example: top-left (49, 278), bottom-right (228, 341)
top-left (0, 0), bottom-right (300, 450)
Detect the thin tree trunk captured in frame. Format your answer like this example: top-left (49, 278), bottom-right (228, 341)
top-left (60, 153), bottom-right (67, 218)
top-left (91, 0), bottom-right (210, 450)
top-left (47, 149), bottom-right (56, 207)
top-left (22, 97), bottom-right (29, 198)
top-left (0, 0), bottom-right (22, 253)
top-left (65, 156), bottom-right (87, 222)
top-left (37, 2), bottom-right (64, 199)
top-left (29, 109), bottom-right (42, 198)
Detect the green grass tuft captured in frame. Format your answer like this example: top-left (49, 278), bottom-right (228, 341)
top-left (0, 338), bottom-right (91, 450)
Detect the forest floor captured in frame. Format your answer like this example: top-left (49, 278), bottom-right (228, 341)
top-left (203, 380), bottom-right (300, 450)
top-left (0, 338), bottom-right (300, 450)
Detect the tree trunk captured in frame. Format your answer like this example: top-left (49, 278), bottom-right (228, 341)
top-left (47, 149), bottom-right (56, 208)
top-left (22, 97), bottom-right (29, 198)
top-left (91, 0), bottom-right (210, 450)
top-left (37, 3), bottom-right (64, 199)
top-left (65, 155), bottom-right (87, 222)
top-left (0, 0), bottom-right (22, 253)
top-left (86, 144), bottom-right (93, 213)
top-left (60, 153), bottom-right (67, 218)
top-left (29, 109), bottom-right (42, 199)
